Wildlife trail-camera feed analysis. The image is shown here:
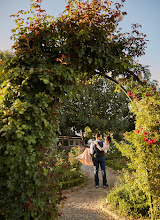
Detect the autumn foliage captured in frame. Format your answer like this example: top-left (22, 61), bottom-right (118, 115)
top-left (10, 0), bottom-right (148, 81)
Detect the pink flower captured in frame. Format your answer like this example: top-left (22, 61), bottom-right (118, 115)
top-left (143, 137), bottom-right (148, 142)
top-left (152, 138), bottom-right (158, 144)
top-left (132, 94), bottom-right (137, 99)
top-left (148, 139), bottom-right (152, 145)
top-left (127, 91), bottom-right (131, 96)
top-left (78, 146), bottom-right (83, 151)
top-left (136, 130), bottom-right (140, 133)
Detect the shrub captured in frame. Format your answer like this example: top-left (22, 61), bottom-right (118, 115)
top-left (105, 143), bottom-right (130, 171)
top-left (54, 147), bottom-right (85, 190)
top-left (108, 85), bottom-right (160, 219)
top-left (107, 170), bottom-right (150, 219)
top-left (68, 146), bottom-right (84, 170)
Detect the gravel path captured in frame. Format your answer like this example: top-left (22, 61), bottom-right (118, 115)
top-left (58, 165), bottom-right (121, 220)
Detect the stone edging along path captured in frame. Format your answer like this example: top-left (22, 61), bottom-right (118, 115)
top-left (58, 165), bottom-right (129, 220)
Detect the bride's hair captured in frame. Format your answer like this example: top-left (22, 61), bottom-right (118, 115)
top-left (106, 135), bottom-right (112, 143)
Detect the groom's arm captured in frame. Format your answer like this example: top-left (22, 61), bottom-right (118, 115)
top-left (94, 141), bottom-right (103, 151)
top-left (94, 141), bottom-right (109, 152)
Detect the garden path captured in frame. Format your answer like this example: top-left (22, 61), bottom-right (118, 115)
top-left (59, 165), bottom-right (128, 220)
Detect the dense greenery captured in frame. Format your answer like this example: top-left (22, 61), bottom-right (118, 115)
top-left (105, 143), bottom-right (130, 171)
top-left (54, 147), bottom-right (85, 190)
top-left (107, 170), bottom-right (150, 219)
top-left (0, 0), bottom-right (154, 219)
top-left (60, 77), bottom-right (135, 136)
top-left (0, 50), bottom-right (13, 62)
top-left (108, 84), bottom-right (160, 219)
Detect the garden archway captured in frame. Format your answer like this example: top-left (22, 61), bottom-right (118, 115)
top-left (0, 0), bottom-right (159, 219)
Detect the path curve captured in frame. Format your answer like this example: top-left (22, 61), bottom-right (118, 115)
top-left (58, 165), bottom-right (122, 220)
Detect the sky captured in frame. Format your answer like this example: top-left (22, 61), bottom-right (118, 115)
top-left (0, 0), bottom-right (160, 85)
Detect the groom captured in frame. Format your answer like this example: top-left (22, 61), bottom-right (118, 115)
top-left (90, 133), bottom-right (110, 188)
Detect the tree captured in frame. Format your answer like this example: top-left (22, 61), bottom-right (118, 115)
top-left (0, 50), bottom-right (13, 61)
top-left (0, 0), bottom-right (149, 218)
top-left (59, 77), bottom-right (135, 137)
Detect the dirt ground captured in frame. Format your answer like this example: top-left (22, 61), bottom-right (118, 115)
top-left (58, 165), bottom-right (128, 220)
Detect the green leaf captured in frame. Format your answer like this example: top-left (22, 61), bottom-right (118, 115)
top-left (25, 170), bottom-right (30, 175)
top-left (17, 133), bottom-right (22, 139)
top-left (43, 168), bottom-right (48, 176)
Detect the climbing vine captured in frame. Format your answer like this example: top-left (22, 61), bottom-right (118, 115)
top-left (109, 84), bottom-right (160, 219)
top-left (0, 0), bottom-right (151, 219)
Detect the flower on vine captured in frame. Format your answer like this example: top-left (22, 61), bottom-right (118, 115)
top-left (148, 139), bottom-right (152, 145)
top-left (143, 137), bottom-right (148, 142)
top-left (136, 130), bottom-right (140, 133)
top-left (132, 94), bottom-right (137, 99)
top-left (152, 138), bottom-right (158, 144)
top-left (127, 91), bottom-right (131, 96)
top-left (143, 132), bottom-right (148, 136)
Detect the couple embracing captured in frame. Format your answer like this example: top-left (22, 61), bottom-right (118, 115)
top-left (76, 133), bottom-right (112, 188)
top-left (90, 133), bottom-right (111, 188)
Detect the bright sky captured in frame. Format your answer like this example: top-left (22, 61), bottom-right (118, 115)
top-left (0, 0), bottom-right (159, 85)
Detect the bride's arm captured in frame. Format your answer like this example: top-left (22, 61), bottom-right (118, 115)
top-left (102, 145), bottom-right (109, 151)
top-left (94, 141), bottom-right (103, 151)
top-left (94, 141), bottom-right (110, 151)
top-left (103, 137), bottom-right (110, 150)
